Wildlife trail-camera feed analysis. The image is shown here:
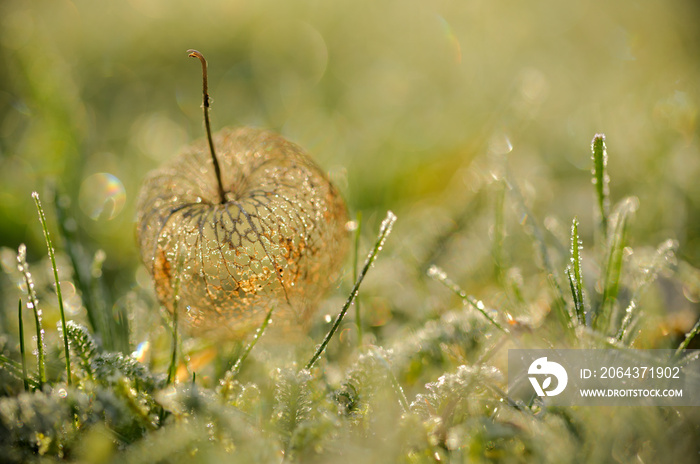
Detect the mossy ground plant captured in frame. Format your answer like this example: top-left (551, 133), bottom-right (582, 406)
top-left (1, 132), bottom-right (699, 463)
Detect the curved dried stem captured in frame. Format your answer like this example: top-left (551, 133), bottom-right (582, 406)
top-left (188, 49), bottom-right (226, 204)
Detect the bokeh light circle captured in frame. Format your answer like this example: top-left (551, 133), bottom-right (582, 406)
top-left (79, 172), bottom-right (126, 221)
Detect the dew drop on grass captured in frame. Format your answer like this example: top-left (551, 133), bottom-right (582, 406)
top-left (488, 132), bottom-right (513, 155)
top-left (426, 265), bottom-right (441, 278)
top-left (623, 247), bottom-right (633, 258)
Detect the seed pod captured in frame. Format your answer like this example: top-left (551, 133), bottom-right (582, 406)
top-left (135, 52), bottom-right (348, 339)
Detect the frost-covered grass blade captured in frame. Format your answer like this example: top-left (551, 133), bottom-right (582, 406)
top-left (505, 172), bottom-right (573, 331)
top-left (676, 317), bottom-right (700, 357)
top-left (567, 217), bottom-right (586, 326)
top-left (33, 191), bottom-right (72, 385)
top-left (166, 269), bottom-right (181, 385)
top-left (306, 211), bottom-right (396, 370)
top-left (16, 244), bottom-right (46, 387)
top-left (18, 298), bottom-right (29, 391)
top-left (594, 197), bottom-right (637, 332)
top-left (353, 211), bottom-right (363, 347)
top-left (427, 264), bottom-right (508, 334)
top-left (227, 305), bottom-right (275, 379)
top-left (616, 240), bottom-right (678, 342)
top-left (591, 134), bottom-right (610, 235)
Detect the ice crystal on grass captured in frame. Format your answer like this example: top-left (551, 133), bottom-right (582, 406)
top-left (391, 310), bottom-right (491, 384)
top-left (410, 365), bottom-right (502, 422)
top-left (407, 365), bottom-right (513, 459)
top-left (617, 239), bottom-right (678, 342)
top-left (273, 368), bottom-right (314, 444)
top-left (91, 352), bottom-right (162, 392)
top-left (334, 347), bottom-right (395, 422)
top-left (217, 377), bottom-right (262, 415)
top-left (16, 244), bottom-right (46, 386)
top-left (566, 217), bottom-right (586, 326)
top-left (272, 368), bottom-right (338, 461)
top-left (591, 134), bottom-right (610, 234)
top-left (595, 196), bottom-right (638, 332)
top-left (0, 388), bottom-right (89, 462)
top-left (64, 321), bottom-right (98, 381)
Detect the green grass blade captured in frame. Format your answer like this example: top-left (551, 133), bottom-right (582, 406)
top-left (675, 317), bottom-right (700, 357)
top-left (0, 354), bottom-right (40, 389)
top-left (545, 274), bottom-right (574, 334)
top-left (591, 134), bottom-right (610, 235)
top-left (369, 346), bottom-right (409, 412)
top-left (616, 301), bottom-right (642, 345)
top-left (594, 197), bottom-right (637, 332)
top-left (33, 191), bottom-right (72, 385)
top-left (427, 265), bottom-right (509, 334)
top-left (353, 211), bottom-right (363, 347)
top-left (18, 298), bottom-right (29, 391)
top-left (166, 268), bottom-right (182, 385)
top-left (616, 239), bottom-right (678, 342)
top-left (493, 179), bottom-right (507, 281)
top-left (505, 172), bottom-right (573, 331)
top-left (227, 305), bottom-right (275, 379)
top-left (568, 218), bottom-right (586, 326)
top-left (0, 354), bottom-right (23, 376)
top-left (566, 268), bottom-right (580, 324)
top-left (53, 190), bottom-right (108, 345)
top-left (16, 244), bottom-right (46, 387)
top-left (676, 350), bottom-right (700, 368)
top-left (306, 211), bottom-right (397, 370)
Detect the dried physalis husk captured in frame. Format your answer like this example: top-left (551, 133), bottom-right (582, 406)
top-left (136, 127), bottom-right (348, 339)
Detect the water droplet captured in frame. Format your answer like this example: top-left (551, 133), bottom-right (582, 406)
top-left (488, 132), bottom-right (513, 155)
top-left (427, 265), bottom-right (446, 280)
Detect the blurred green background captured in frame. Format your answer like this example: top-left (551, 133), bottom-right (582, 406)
top-left (0, 0), bottom-right (699, 319)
